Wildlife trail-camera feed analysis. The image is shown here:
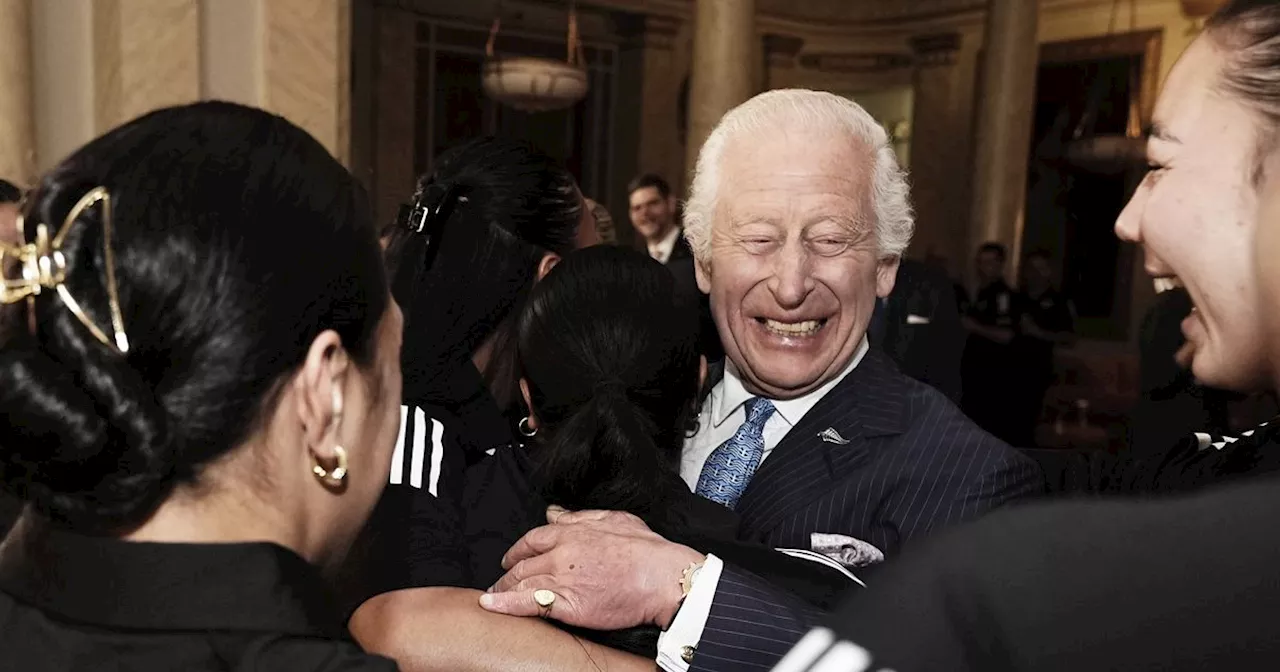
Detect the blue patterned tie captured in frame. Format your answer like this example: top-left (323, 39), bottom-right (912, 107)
top-left (695, 398), bottom-right (777, 509)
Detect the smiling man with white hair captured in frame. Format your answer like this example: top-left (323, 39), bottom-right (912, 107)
top-left (480, 90), bottom-right (1040, 672)
top-left (679, 89), bottom-right (1038, 554)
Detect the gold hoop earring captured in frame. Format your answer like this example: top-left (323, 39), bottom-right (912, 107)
top-left (312, 445), bottom-right (349, 486)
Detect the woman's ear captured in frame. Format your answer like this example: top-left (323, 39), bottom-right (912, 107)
top-left (518, 378), bottom-right (538, 429)
top-left (294, 329), bottom-right (351, 460)
top-left (698, 355), bottom-right (708, 390)
top-left (535, 252), bottom-right (560, 281)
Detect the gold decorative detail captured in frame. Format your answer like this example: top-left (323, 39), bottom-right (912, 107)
top-left (533, 588), bottom-right (557, 618)
top-left (312, 444), bottom-right (349, 485)
top-left (0, 187), bottom-right (130, 354)
top-left (481, 1), bottom-right (589, 112)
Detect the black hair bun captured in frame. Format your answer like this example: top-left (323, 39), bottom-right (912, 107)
top-left (0, 346), bottom-right (175, 532)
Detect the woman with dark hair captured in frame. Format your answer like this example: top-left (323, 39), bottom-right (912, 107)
top-left (353, 138), bottom-right (600, 604)
top-left (353, 248), bottom-right (854, 670)
top-left (0, 102), bottom-right (403, 669)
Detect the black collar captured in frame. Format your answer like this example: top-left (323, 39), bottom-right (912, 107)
top-left (0, 520), bottom-right (347, 639)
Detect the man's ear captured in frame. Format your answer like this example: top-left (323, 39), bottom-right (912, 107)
top-left (695, 258), bottom-right (711, 295)
top-left (518, 378), bottom-right (538, 429)
top-left (294, 329), bottom-right (351, 459)
top-left (536, 252), bottom-right (561, 281)
top-left (876, 256), bottom-right (901, 299)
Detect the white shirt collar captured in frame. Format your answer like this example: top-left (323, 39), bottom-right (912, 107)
top-left (648, 226), bottom-right (682, 264)
top-left (711, 336), bottom-right (870, 429)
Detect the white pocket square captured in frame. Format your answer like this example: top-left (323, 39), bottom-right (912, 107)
top-left (810, 532), bottom-right (885, 568)
top-left (906, 314), bottom-right (931, 325)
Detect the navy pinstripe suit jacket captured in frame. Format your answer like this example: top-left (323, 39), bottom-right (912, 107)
top-left (691, 348), bottom-right (1043, 672)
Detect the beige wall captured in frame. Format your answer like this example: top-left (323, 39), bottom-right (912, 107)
top-left (9, 0), bottom-right (350, 180)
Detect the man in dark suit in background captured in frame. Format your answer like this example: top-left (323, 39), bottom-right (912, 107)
top-left (629, 173), bottom-right (723, 362)
top-left (870, 257), bottom-right (964, 402)
top-left (481, 91), bottom-right (1040, 672)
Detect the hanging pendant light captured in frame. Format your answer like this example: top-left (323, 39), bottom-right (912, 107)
top-left (1062, 0), bottom-right (1147, 174)
top-left (481, 0), bottom-right (589, 112)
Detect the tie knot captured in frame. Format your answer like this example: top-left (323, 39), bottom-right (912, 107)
top-left (744, 398), bottom-right (776, 426)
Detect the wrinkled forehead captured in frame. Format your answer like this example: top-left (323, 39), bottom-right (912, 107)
top-left (716, 130), bottom-right (873, 219)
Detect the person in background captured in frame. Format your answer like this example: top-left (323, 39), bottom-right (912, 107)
top-left (351, 138), bottom-right (598, 610)
top-left (630, 173), bottom-right (686, 265)
top-left (772, 5), bottom-right (1280, 669)
top-left (0, 102), bottom-right (402, 670)
top-left (870, 257), bottom-right (964, 402)
top-left (1010, 250), bottom-right (1075, 447)
top-left (628, 173), bottom-right (723, 363)
top-left (961, 241), bottom-right (1021, 444)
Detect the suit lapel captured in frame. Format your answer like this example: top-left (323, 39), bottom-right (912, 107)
top-left (735, 350), bottom-right (908, 538)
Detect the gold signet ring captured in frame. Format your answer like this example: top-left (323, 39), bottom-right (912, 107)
top-left (533, 589), bottom-right (557, 616)
top-left (534, 589), bottom-right (557, 607)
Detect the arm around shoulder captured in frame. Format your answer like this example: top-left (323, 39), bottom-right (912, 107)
top-left (351, 587), bottom-right (657, 672)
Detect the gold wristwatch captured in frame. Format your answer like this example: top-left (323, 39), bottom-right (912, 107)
top-left (679, 560), bottom-right (705, 601)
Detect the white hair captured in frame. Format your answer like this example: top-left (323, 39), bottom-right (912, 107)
top-left (683, 89), bottom-right (914, 262)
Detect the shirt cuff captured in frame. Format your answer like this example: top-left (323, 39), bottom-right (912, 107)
top-left (656, 554), bottom-right (724, 672)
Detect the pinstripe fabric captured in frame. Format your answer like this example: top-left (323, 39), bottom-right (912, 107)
top-left (733, 349), bottom-right (1042, 554)
top-left (692, 566), bottom-right (825, 672)
top-left (689, 349), bottom-right (1042, 671)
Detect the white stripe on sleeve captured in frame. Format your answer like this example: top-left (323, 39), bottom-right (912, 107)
top-left (409, 407), bottom-right (428, 489)
top-left (389, 405), bottom-right (409, 485)
top-left (427, 418), bottom-right (444, 497)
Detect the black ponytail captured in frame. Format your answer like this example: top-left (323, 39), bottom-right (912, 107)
top-left (517, 247), bottom-right (701, 529)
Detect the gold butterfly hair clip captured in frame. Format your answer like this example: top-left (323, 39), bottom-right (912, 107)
top-left (0, 187), bottom-right (130, 354)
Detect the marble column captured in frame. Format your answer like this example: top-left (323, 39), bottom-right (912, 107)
top-left (968, 0), bottom-right (1039, 265)
top-left (907, 33), bottom-right (968, 262)
top-left (0, 0), bottom-right (36, 186)
top-left (684, 0), bottom-right (756, 182)
top-left (262, 0), bottom-right (351, 164)
top-left (93, 0), bottom-right (201, 134)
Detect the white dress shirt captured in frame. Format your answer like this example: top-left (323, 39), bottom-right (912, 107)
top-left (680, 337), bottom-right (869, 489)
top-left (657, 337), bottom-right (869, 672)
top-left (648, 226), bottom-right (682, 264)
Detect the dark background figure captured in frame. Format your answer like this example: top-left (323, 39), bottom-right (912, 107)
top-left (1128, 285), bottom-right (1233, 458)
top-left (350, 137), bottom-right (596, 610)
top-left (627, 173), bottom-right (723, 363)
top-left (1010, 250), bottom-right (1076, 447)
top-left (961, 242), bottom-right (1022, 444)
top-left (0, 178), bottom-right (24, 538)
top-left (870, 257), bottom-right (964, 402)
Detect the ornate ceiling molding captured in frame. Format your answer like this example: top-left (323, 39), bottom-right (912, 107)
top-left (578, 0), bottom-right (1182, 37)
top-left (797, 52), bottom-right (914, 74)
top-left (909, 31), bottom-right (962, 66)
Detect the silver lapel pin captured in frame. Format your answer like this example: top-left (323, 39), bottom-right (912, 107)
top-left (819, 427), bottom-right (850, 445)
